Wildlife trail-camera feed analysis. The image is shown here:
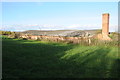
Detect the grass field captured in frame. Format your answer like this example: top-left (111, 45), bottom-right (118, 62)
top-left (2, 36), bottom-right (120, 78)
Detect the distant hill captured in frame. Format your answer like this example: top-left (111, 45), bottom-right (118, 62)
top-left (21, 29), bottom-right (101, 37)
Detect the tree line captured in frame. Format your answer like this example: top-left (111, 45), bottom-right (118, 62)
top-left (0, 31), bottom-right (23, 39)
top-left (0, 31), bottom-right (16, 35)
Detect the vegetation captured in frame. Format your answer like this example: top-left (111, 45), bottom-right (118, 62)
top-left (95, 29), bottom-right (102, 34)
top-left (109, 32), bottom-right (119, 40)
top-left (89, 38), bottom-right (119, 47)
top-left (0, 31), bottom-right (23, 39)
top-left (2, 36), bottom-right (119, 78)
top-left (0, 31), bottom-right (15, 35)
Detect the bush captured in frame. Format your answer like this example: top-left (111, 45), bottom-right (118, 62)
top-left (36, 38), bottom-right (41, 41)
top-left (23, 38), bottom-right (27, 40)
top-left (1, 31), bottom-right (12, 35)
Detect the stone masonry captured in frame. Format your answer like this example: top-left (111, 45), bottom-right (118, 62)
top-left (102, 13), bottom-right (109, 36)
top-left (94, 13), bottom-right (112, 41)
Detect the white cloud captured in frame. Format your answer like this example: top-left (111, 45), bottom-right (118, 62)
top-left (109, 25), bottom-right (118, 32)
top-left (66, 24), bottom-right (101, 30)
top-left (1, 0), bottom-right (119, 2)
top-left (1, 24), bottom-right (118, 32)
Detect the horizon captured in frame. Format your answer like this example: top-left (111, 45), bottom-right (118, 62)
top-left (1, 2), bottom-right (118, 32)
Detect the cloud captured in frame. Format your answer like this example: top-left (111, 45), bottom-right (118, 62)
top-left (66, 24), bottom-right (101, 30)
top-left (0, 24), bottom-right (65, 31)
top-left (0, 24), bottom-right (39, 31)
top-left (35, 2), bottom-right (44, 6)
top-left (0, 24), bottom-right (118, 32)
top-left (1, 0), bottom-right (119, 2)
top-left (109, 25), bottom-right (118, 32)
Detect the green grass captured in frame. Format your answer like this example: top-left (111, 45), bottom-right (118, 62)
top-left (2, 36), bottom-right (120, 78)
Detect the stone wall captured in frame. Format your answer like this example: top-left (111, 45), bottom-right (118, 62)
top-left (20, 35), bottom-right (92, 44)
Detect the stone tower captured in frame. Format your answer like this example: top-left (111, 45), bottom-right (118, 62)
top-left (102, 13), bottom-right (109, 36)
top-left (95, 13), bottom-right (112, 41)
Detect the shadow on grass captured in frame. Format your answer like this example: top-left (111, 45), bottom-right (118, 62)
top-left (2, 38), bottom-right (74, 78)
top-left (2, 38), bottom-right (119, 78)
top-left (110, 59), bottom-right (120, 78)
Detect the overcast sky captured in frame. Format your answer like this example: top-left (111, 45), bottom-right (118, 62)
top-left (1, 2), bottom-right (118, 32)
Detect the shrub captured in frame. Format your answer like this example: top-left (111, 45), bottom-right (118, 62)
top-left (36, 38), bottom-right (41, 41)
top-left (23, 38), bottom-right (27, 40)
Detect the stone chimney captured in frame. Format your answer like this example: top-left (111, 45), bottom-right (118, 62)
top-left (101, 13), bottom-right (112, 40)
top-left (94, 13), bottom-right (112, 41)
top-left (102, 13), bottom-right (109, 36)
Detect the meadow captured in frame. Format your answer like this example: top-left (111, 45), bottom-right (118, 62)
top-left (2, 36), bottom-right (120, 78)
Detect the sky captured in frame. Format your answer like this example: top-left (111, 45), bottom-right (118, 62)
top-left (1, 2), bottom-right (118, 32)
